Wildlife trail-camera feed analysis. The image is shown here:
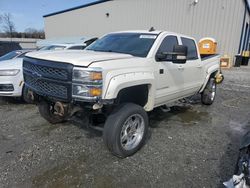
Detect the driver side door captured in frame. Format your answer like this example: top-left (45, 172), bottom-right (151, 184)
top-left (155, 35), bottom-right (186, 106)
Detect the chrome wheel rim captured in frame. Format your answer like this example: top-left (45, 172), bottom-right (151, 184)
top-left (120, 114), bottom-right (145, 151)
top-left (211, 83), bottom-right (216, 101)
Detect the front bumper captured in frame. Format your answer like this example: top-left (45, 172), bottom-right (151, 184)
top-left (0, 73), bottom-right (23, 97)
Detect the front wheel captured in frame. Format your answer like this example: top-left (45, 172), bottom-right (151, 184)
top-left (201, 78), bottom-right (216, 105)
top-left (103, 103), bottom-right (149, 158)
top-left (38, 102), bottom-right (65, 124)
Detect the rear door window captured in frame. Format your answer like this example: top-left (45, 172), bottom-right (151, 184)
top-left (181, 37), bottom-right (198, 60)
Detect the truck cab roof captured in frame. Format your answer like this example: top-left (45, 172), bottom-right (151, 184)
top-left (111, 30), bottom-right (163, 35)
top-left (110, 30), bottom-right (196, 40)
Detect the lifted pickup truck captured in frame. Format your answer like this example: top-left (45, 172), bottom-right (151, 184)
top-left (23, 30), bottom-right (223, 158)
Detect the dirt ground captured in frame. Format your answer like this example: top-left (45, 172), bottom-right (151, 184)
top-left (0, 67), bottom-right (250, 188)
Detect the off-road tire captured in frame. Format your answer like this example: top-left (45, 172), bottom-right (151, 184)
top-left (103, 103), bottom-right (149, 158)
top-left (38, 102), bottom-right (65, 124)
top-left (201, 78), bottom-right (216, 105)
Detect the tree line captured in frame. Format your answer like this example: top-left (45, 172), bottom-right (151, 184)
top-left (0, 13), bottom-right (45, 39)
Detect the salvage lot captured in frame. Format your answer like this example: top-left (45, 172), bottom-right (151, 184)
top-left (0, 67), bottom-right (250, 188)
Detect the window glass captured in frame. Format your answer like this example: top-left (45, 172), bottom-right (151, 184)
top-left (181, 37), bottom-right (198, 60)
top-left (0, 51), bottom-right (20, 61)
top-left (86, 33), bottom-right (157, 57)
top-left (157, 36), bottom-right (178, 54)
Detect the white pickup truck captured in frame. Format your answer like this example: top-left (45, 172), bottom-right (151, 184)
top-left (23, 30), bottom-right (223, 158)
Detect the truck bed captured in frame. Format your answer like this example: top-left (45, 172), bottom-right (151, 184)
top-left (201, 54), bottom-right (220, 72)
top-left (201, 54), bottom-right (220, 61)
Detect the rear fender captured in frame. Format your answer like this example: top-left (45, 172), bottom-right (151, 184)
top-left (199, 64), bottom-right (219, 93)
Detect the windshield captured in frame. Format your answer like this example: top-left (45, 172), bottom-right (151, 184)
top-left (86, 33), bottom-right (157, 57)
top-left (0, 51), bottom-right (21, 61)
top-left (39, 45), bottom-right (66, 51)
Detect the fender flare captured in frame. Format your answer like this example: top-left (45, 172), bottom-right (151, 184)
top-left (199, 64), bottom-right (220, 93)
top-left (104, 72), bottom-right (155, 111)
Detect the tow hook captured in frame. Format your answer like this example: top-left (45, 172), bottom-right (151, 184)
top-left (215, 72), bottom-right (224, 84)
top-left (54, 102), bottom-right (68, 117)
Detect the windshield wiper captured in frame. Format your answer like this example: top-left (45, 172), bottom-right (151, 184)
top-left (86, 49), bottom-right (133, 56)
top-left (96, 49), bottom-right (114, 52)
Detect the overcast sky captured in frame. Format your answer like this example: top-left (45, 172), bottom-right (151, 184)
top-left (0, 0), bottom-right (96, 32)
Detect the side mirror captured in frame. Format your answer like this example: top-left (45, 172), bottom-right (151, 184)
top-left (156, 45), bottom-right (188, 64)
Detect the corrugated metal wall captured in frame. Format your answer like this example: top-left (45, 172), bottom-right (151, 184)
top-left (44, 0), bottom-right (249, 57)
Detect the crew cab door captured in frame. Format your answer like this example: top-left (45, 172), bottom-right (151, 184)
top-left (180, 37), bottom-right (203, 96)
top-left (154, 35), bottom-right (186, 106)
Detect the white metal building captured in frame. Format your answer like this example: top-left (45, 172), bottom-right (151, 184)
top-left (44, 0), bottom-right (250, 59)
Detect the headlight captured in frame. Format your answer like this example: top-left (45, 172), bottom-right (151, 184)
top-left (0, 69), bottom-right (20, 76)
top-left (72, 84), bottom-right (102, 99)
top-left (72, 67), bottom-right (102, 100)
top-left (73, 67), bottom-right (102, 83)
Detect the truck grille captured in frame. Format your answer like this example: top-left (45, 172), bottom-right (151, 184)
top-left (23, 57), bottom-right (73, 101)
top-left (23, 62), bottom-right (68, 80)
top-left (24, 74), bottom-right (68, 99)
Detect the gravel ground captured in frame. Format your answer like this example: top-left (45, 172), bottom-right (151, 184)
top-left (0, 67), bottom-right (250, 188)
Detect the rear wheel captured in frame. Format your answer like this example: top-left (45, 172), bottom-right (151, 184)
top-left (201, 78), bottom-right (216, 105)
top-left (38, 102), bottom-right (65, 124)
top-left (103, 103), bottom-right (149, 158)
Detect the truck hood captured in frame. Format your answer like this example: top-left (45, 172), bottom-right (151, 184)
top-left (26, 50), bottom-right (134, 67)
top-left (0, 58), bottom-right (23, 69)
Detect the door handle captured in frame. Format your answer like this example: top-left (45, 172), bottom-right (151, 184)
top-left (178, 65), bottom-right (184, 70)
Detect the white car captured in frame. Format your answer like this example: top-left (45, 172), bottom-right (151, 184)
top-left (0, 50), bottom-right (31, 61)
top-left (0, 50), bottom-right (32, 98)
top-left (0, 44), bottom-right (88, 99)
top-left (0, 58), bottom-right (24, 98)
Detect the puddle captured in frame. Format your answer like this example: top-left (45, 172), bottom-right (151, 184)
top-left (150, 105), bottom-right (210, 127)
top-left (32, 154), bottom-right (115, 188)
top-left (32, 154), bottom-right (99, 188)
top-left (92, 176), bottom-right (115, 188)
top-left (170, 106), bottom-right (210, 125)
top-left (32, 162), bottom-right (83, 188)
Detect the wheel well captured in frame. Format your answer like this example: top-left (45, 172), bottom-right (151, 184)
top-left (209, 71), bottom-right (218, 79)
top-left (116, 85), bottom-right (149, 107)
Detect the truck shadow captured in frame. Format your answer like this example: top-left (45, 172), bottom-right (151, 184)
top-left (0, 96), bottom-right (26, 105)
top-left (67, 95), bottom-right (203, 138)
top-left (68, 116), bottom-right (103, 138)
top-left (69, 104), bottom-right (198, 138)
top-left (67, 96), bottom-right (203, 138)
